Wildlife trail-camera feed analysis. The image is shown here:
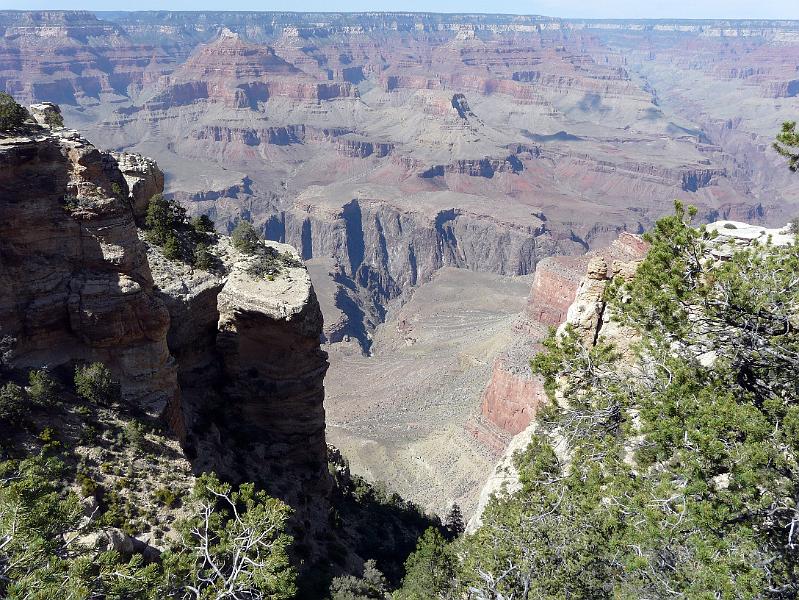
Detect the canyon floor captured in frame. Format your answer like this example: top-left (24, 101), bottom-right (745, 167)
top-left (316, 266), bottom-right (532, 516)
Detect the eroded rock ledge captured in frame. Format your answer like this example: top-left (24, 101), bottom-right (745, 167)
top-left (0, 114), bottom-right (331, 544)
top-left (148, 234), bottom-right (331, 525)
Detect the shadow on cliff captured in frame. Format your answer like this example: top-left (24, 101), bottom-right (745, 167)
top-left (296, 448), bottom-right (445, 598)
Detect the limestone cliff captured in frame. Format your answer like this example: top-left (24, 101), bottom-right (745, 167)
top-left (0, 121), bottom-right (177, 417)
top-left (473, 233), bottom-right (648, 443)
top-left (0, 112), bottom-right (331, 543)
top-left (148, 236), bottom-right (332, 528)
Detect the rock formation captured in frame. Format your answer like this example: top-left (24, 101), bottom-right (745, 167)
top-left (0, 121), bottom-right (177, 417)
top-left (473, 233), bottom-right (649, 445)
top-left (0, 112), bottom-right (332, 546)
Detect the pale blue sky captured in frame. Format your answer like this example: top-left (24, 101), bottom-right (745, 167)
top-left (2, 0), bottom-right (798, 19)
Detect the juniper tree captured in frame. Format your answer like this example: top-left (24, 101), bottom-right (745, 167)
top-left (775, 121), bottom-right (799, 172)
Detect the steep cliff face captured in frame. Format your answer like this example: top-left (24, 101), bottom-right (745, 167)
top-left (0, 115), bottom-right (332, 541)
top-left (469, 232), bottom-right (648, 529)
top-left (474, 233), bottom-right (648, 442)
top-left (149, 239), bottom-right (331, 512)
top-left (0, 124), bottom-right (177, 417)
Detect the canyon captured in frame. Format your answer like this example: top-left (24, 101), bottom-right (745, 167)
top-left (2, 10), bottom-right (798, 515)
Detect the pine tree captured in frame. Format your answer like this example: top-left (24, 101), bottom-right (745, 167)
top-left (775, 120), bottom-right (799, 171)
top-left (443, 504), bottom-right (464, 539)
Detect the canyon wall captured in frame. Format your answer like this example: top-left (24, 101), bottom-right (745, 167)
top-left (0, 120), bottom-right (178, 417)
top-left (473, 233), bottom-right (649, 447)
top-left (0, 114), bottom-right (331, 540)
top-left (469, 232), bottom-right (649, 529)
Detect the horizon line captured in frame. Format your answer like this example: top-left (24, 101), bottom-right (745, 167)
top-left (3, 9), bottom-right (799, 22)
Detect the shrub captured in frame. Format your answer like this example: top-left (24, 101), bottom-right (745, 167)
top-left (191, 214), bottom-right (215, 233)
top-left (246, 248), bottom-right (303, 280)
top-left (62, 194), bottom-right (80, 211)
top-left (790, 216), bottom-right (799, 235)
top-left (145, 194), bottom-right (186, 246)
top-left (0, 92), bottom-right (28, 131)
top-left (231, 220), bottom-right (261, 254)
top-left (193, 242), bottom-right (213, 270)
top-left (123, 421), bottom-right (147, 450)
top-left (0, 382), bottom-right (25, 424)
top-left (162, 233), bottom-right (181, 260)
top-left (154, 486), bottom-right (180, 508)
top-left (0, 335), bottom-right (16, 370)
top-left (44, 110), bottom-right (64, 128)
top-left (74, 362), bottom-right (120, 406)
top-left (111, 182), bottom-right (123, 198)
top-left (37, 427), bottom-right (61, 454)
top-left (27, 369), bottom-right (58, 407)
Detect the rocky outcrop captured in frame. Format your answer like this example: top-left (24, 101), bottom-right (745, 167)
top-left (110, 151), bottom-right (165, 220)
top-left (474, 233), bottom-right (648, 440)
top-left (420, 156), bottom-right (523, 179)
top-left (0, 124), bottom-right (177, 417)
top-left (0, 113), bottom-right (332, 550)
top-left (147, 234), bottom-right (332, 540)
top-left (469, 231), bottom-right (648, 530)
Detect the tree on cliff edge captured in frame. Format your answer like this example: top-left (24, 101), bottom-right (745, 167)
top-left (775, 121), bottom-right (799, 172)
top-left (396, 202), bottom-right (799, 598)
top-left (0, 93), bottom-right (28, 131)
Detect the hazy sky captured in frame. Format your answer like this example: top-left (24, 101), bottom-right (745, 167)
top-left (4, 0), bottom-right (799, 19)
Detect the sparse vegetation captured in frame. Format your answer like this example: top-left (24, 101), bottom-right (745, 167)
top-left (231, 219), bottom-right (303, 279)
top-left (0, 382), bottom-right (25, 424)
top-left (74, 362), bottom-right (120, 406)
top-left (775, 120), bottom-right (799, 172)
top-left (154, 486), bottom-right (180, 508)
top-left (0, 92), bottom-right (28, 131)
top-left (144, 194), bottom-right (217, 268)
top-left (43, 110), bottom-right (64, 128)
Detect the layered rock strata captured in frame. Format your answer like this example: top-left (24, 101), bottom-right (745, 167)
top-left (0, 122), bottom-right (177, 417)
top-left (0, 114), bottom-right (331, 542)
top-left (475, 233), bottom-right (649, 440)
top-left (148, 237), bottom-right (332, 517)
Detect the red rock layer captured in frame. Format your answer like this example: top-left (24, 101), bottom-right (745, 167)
top-left (476, 232), bottom-right (649, 439)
